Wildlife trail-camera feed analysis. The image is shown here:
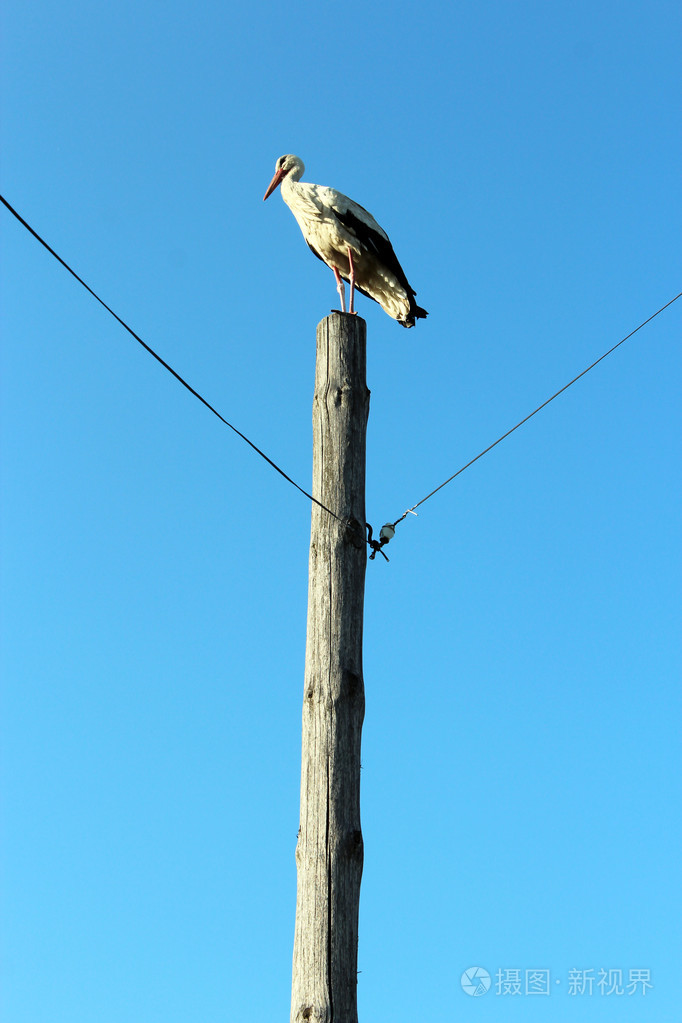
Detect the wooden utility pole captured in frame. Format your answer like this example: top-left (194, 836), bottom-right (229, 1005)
top-left (291, 312), bottom-right (369, 1023)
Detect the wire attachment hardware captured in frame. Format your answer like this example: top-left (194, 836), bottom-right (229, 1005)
top-left (367, 522), bottom-right (396, 562)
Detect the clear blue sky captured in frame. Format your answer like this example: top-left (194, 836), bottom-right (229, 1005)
top-left (1, 1), bottom-right (680, 1020)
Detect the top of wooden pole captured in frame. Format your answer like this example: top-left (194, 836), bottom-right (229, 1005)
top-left (319, 310), bottom-right (367, 328)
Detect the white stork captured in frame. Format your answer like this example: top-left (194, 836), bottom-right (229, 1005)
top-left (263, 155), bottom-right (428, 328)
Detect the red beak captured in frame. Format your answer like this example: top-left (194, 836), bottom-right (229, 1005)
top-left (263, 166), bottom-right (286, 201)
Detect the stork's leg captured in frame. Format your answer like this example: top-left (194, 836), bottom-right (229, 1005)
top-left (347, 246), bottom-right (356, 314)
top-left (333, 267), bottom-right (346, 313)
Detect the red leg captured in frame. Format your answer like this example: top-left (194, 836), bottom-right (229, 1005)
top-left (333, 267), bottom-right (346, 312)
top-left (347, 246), bottom-right (357, 314)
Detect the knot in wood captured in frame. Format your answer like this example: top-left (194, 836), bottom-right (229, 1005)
top-left (331, 384), bottom-right (353, 407)
top-left (341, 669), bottom-right (362, 699)
top-left (344, 828), bottom-right (364, 862)
top-left (296, 1005), bottom-right (326, 1023)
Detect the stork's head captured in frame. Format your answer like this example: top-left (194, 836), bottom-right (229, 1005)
top-left (263, 155), bottom-right (305, 200)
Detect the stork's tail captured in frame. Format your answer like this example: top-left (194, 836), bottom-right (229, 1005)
top-left (402, 303), bottom-right (429, 328)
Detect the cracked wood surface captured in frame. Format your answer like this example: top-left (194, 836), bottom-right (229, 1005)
top-left (291, 313), bottom-right (369, 1023)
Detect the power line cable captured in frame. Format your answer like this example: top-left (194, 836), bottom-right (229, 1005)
top-left (3, 193), bottom-right (679, 559)
top-left (388, 290), bottom-right (682, 537)
top-left (0, 192), bottom-right (346, 526)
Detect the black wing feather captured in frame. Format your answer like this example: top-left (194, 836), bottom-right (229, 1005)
top-left (333, 206), bottom-right (417, 298)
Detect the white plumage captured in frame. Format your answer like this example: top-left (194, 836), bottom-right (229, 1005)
top-left (263, 155), bottom-right (427, 328)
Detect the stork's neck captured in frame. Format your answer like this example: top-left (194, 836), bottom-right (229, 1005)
top-left (281, 168), bottom-right (304, 204)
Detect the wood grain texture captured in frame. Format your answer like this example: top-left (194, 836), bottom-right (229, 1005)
top-left (291, 313), bottom-right (369, 1023)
